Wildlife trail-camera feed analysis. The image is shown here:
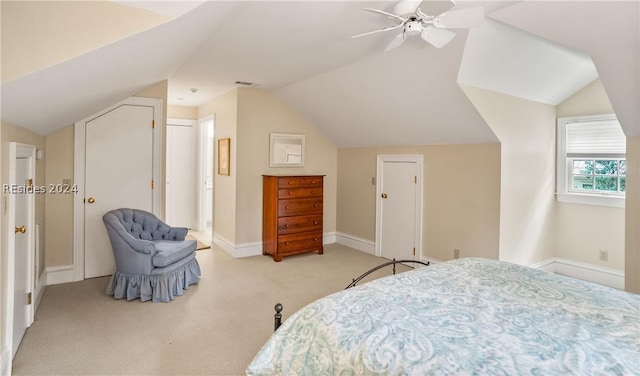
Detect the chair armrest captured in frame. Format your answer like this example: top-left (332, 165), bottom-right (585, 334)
top-left (167, 227), bottom-right (188, 241)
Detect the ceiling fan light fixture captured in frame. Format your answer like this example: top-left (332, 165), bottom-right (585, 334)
top-left (353, 0), bottom-right (483, 51)
top-left (405, 20), bottom-right (423, 35)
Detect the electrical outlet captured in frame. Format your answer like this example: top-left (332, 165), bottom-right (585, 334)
top-left (454, 248), bottom-right (460, 259)
top-left (599, 250), bottom-right (608, 262)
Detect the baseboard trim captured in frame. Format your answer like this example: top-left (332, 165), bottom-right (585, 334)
top-left (46, 265), bottom-right (75, 285)
top-left (530, 257), bottom-right (625, 290)
top-left (35, 269), bottom-right (47, 311)
top-left (234, 241), bottom-right (262, 258)
top-left (1, 348), bottom-right (10, 376)
top-left (335, 232), bottom-right (375, 255)
top-left (213, 232), bottom-right (338, 259)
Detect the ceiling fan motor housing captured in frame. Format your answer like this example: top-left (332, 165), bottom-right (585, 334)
top-left (405, 20), bottom-right (423, 35)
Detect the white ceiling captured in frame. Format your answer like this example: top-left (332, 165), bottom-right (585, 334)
top-left (1, 1), bottom-right (638, 144)
top-left (458, 18), bottom-right (599, 105)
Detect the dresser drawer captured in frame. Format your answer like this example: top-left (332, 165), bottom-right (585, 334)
top-left (278, 214), bottom-right (322, 235)
top-left (278, 176), bottom-right (323, 189)
top-left (278, 232), bottom-right (323, 253)
top-left (278, 198), bottom-right (323, 216)
top-left (278, 187), bottom-right (323, 199)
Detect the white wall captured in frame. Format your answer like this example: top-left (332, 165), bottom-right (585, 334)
top-left (462, 85), bottom-right (557, 266)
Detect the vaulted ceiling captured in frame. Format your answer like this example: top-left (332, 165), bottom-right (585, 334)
top-left (1, 1), bottom-right (638, 146)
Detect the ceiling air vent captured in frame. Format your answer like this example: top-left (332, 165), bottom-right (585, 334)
top-left (234, 81), bottom-right (257, 86)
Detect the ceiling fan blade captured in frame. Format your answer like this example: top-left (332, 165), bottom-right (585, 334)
top-left (362, 8), bottom-right (407, 23)
top-left (421, 26), bottom-right (456, 48)
top-left (352, 23), bottom-right (405, 38)
top-left (393, 0), bottom-right (423, 16)
top-left (385, 33), bottom-right (407, 52)
top-left (434, 7), bottom-right (484, 29)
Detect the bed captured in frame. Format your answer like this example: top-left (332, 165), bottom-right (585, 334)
top-left (246, 258), bottom-right (639, 375)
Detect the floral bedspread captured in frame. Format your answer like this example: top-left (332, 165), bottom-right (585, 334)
top-left (246, 258), bottom-right (639, 375)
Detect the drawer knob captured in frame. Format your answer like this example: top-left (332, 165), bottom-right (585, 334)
top-left (311, 181), bottom-right (316, 184)
top-left (285, 224), bottom-right (289, 228)
top-left (288, 181), bottom-right (293, 185)
top-left (314, 238), bottom-right (318, 241)
top-left (285, 242), bottom-right (290, 245)
top-left (313, 221), bottom-right (318, 225)
top-left (288, 191), bottom-right (292, 195)
top-left (310, 191), bottom-right (314, 195)
top-left (313, 204), bottom-right (318, 208)
top-left (285, 206), bottom-right (289, 210)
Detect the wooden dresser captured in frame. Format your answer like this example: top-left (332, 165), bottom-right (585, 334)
top-left (262, 175), bottom-right (324, 262)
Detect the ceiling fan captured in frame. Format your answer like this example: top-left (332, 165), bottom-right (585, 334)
top-left (353, 0), bottom-right (485, 51)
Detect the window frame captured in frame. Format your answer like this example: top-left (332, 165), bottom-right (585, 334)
top-left (556, 114), bottom-right (625, 208)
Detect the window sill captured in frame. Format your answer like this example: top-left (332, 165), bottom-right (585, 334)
top-left (556, 193), bottom-right (625, 208)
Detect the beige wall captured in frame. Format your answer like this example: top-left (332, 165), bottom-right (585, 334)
top-left (556, 79), bottom-right (615, 117)
top-left (44, 126), bottom-right (74, 267)
top-left (236, 88), bottom-right (337, 244)
top-left (0, 120), bottom-right (46, 361)
top-left (199, 89), bottom-right (239, 243)
top-left (625, 136), bottom-right (640, 292)
top-left (337, 144), bottom-right (500, 261)
top-left (197, 88), bottom-right (337, 249)
top-left (168, 105), bottom-right (198, 120)
top-left (555, 80), bottom-right (625, 271)
top-left (462, 86), bottom-right (557, 266)
top-left (1, 1), bottom-right (167, 82)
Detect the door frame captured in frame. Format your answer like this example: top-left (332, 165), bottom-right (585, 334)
top-left (375, 154), bottom-right (424, 259)
top-left (73, 97), bottom-right (162, 281)
top-left (3, 142), bottom-right (36, 368)
top-left (165, 118), bottom-right (197, 228)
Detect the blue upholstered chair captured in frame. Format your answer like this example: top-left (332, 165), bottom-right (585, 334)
top-left (103, 208), bottom-right (201, 302)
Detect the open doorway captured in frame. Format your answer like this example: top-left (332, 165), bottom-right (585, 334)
top-left (196, 116), bottom-right (214, 243)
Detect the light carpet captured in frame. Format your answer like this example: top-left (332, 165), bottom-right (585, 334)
top-left (12, 244), bottom-right (411, 375)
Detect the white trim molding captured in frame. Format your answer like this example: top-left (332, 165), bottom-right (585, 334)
top-left (35, 269), bottom-right (47, 311)
top-left (1, 348), bottom-right (10, 376)
top-left (529, 257), bottom-right (625, 290)
top-left (46, 265), bottom-right (75, 285)
top-left (335, 232), bottom-right (375, 255)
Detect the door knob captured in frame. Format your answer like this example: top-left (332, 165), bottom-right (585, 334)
top-left (381, 193), bottom-right (388, 199)
top-left (87, 197), bottom-right (96, 204)
top-left (15, 226), bottom-right (26, 234)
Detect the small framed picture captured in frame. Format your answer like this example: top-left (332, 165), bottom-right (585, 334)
top-left (218, 138), bottom-right (230, 176)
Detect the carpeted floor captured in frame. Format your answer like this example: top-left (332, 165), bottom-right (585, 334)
top-left (11, 244), bottom-right (411, 375)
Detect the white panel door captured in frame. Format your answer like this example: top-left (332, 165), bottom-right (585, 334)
top-left (13, 158), bottom-right (31, 358)
top-left (84, 104), bottom-right (154, 278)
top-left (379, 161), bottom-right (418, 260)
top-left (166, 124), bottom-right (196, 228)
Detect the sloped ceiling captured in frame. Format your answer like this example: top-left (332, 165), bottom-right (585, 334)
top-left (1, 1), bottom-right (638, 143)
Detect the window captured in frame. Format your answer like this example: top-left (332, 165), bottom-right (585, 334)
top-left (557, 114), bottom-right (625, 208)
